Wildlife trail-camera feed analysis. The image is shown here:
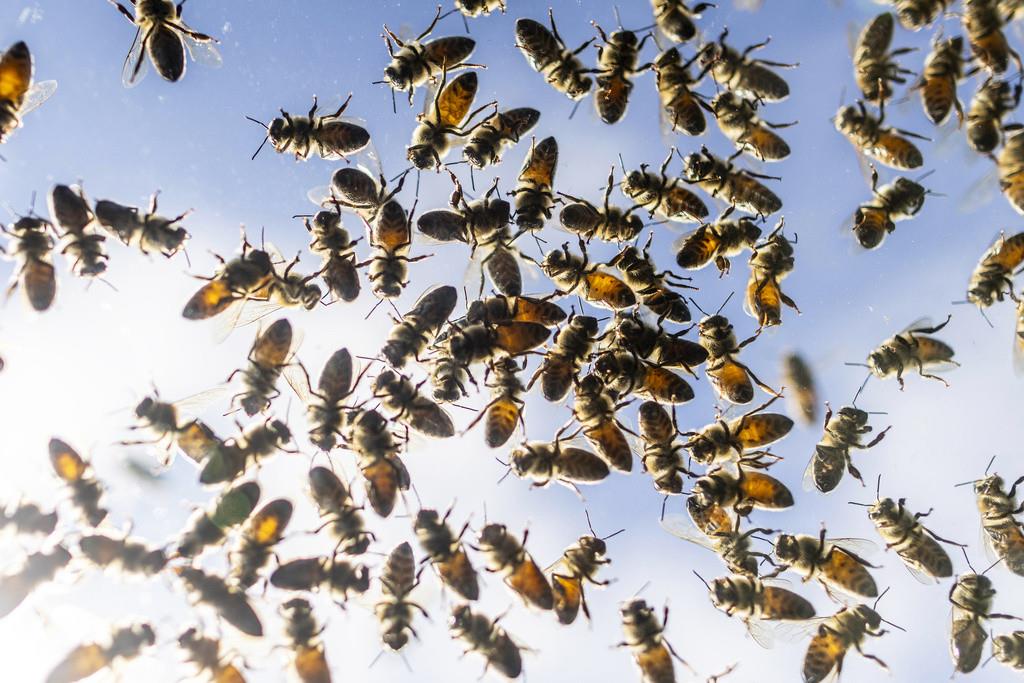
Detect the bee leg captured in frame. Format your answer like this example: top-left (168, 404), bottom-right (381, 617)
top-left (855, 645), bottom-right (888, 671)
top-left (108, 0), bottom-right (135, 22)
top-left (861, 425), bottom-right (891, 449)
top-left (742, 37), bottom-right (771, 56)
top-left (922, 527), bottom-right (966, 547)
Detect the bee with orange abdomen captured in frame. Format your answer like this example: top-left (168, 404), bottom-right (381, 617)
top-left (408, 70), bottom-right (494, 170)
top-left (229, 498), bottom-right (293, 590)
top-left (110, 0), bottom-right (220, 86)
top-left (684, 395), bottom-right (792, 469)
top-left (834, 100), bottom-right (925, 171)
top-left (414, 507), bottom-right (480, 601)
top-left (547, 521), bottom-right (618, 624)
top-left (974, 471), bottom-right (1024, 577)
top-left (541, 239), bottom-right (637, 310)
top-left (950, 571), bottom-right (1016, 673)
top-left (916, 35), bottom-right (966, 125)
top-left (182, 229), bottom-right (275, 320)
top-left (508, 438), bottom-right (611, 490)
top-left (446, 316), bottom-right (551, 369)
top-left (804, 404), bottom-right (890, 494)
top-left (307, 466), bottom-right (374, 556)
top-left (638, 401), bottom-right (690, 496)
top-left (79, 532), bottom-right (168, 577)
top-left (3, 215), bottom-right (56, 312)
top-left (511, 136), bottom-right (559, 236)
top-left (464, 358), bottom-right (525, 448)
top-left (692, 465), bottom-right (794, 518)
top-left (998, 128), bottom-right (1024, 215)
top-left (705, 574), bottom-right (815, 645)
top-left (178, 627), bottom-right (247, 683)
top-left (359, 199), bottom-right (426, 301)
top-left (605, 311), bottom-right (708, 371)
top-left (248, 94), bottom-right (370, 162)
top-left (229, 318), bottom-right (295, 416)
top-left (475, 523), bottom-right (553, 610)
top-left (593, 349), bottom-right (695, 404)
top-left (381, 284), bottom-right (458, 369)
top-left (680, 147), bottom-right (782, 218)
top-left (675, 209), bottom-right (762, 275)
top-left (0, 41), bottom-right (57, 144)
top-left (176, 480), bottom-right (261, 558)
top-left (618, 599), bottom-right (689, 683)
top-left (376, 542), bottom-right (429, 651)
top-left (781, 352), bottom-right (817, 425)
top-left (1016, 297), bottom-right (1024, 372)
top-left (449, 604), bottom-right (524, 679)
top-left (175, 566), bottom-right (263, 637)
top-left (853, 13), bottom-right (916, 103)
top-left (858, 494), bottom-right (957, 581)
top-left (963, 0), bottom-right (1021, 75)
top-left (344, 408), bottom-right (410, 518)
top-left (569, 373), bottom-right (634, 472)
top-left (699, 28), bottom-right (794, 102)
top-left (534, 314), bottom-right (601, 402)
top-left (466, 294), bottom-right (567, 328)
top-left (515, 11), bottom-right (593, 101)
top-left (0, 545), bottom-right (71, 619)
top-left (463, 107), bottom-right (541, 169)
top-left (622, 150), bottom-right (708, 224)
top-left (652, 47), bottom-right (712, 136)
top-left (772, 529), bottom-right (879, 599)
top-left (280, 598), bottom-right (332, 683)
top-left (745, 219), bottom-right (798, 329)
top-left (46, 623), bottom-right (155, 683)
top-left (48, 184), bottom-right (108, 279)
top-left (49, 438), bottom-right (107, 527)
top-left (865, 315), bottom-right (958, 388)
top-left (803, 603), bottom-right (892, 683)
top-left (711, 92), bottom-right (794, 162)
top-left (559, 168), bottom-right (645, 243)
top-left (890, 0), bottom-right (950, 30)
top-left (967, 231), bottom-right (1024, 307)
top-left (967, 77), bottom-right (1021, 153)
top-left (697, 312), bottom-right (777, 404)
top-left (652, 0), bottom-right (713, 43)
top-left (591, 22), bottom-right (653, 125)
top-left (849, 166), bottom-right (930, 250)
top-left (270, 556), bottom-right (370, 603)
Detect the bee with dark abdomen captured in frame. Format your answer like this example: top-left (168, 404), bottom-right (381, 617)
top-left (79, 532), bottom-right (168, 576)
top-left (998, 128), bottom-right (1024, 215)
top-left (618, 599), bottom-right (688, 683)
top-left (48, 184), bottom-right (108, 278)
top-left (307, 466), bottom-right (373, 556)
top-left (834, 100), bottom-right (926, 171)
top-left (569, 373), bottom-right (634, 472)
top-left (508, 438), bottom-right (611, 490)
top-left (781, 352), bottom-right (817, 425)
top-left (890, 0), bottom-right (950, 30)
top-left (534, 314), bottom-right (601, 402)
top-left (229, 318), bottom-right (294, 417)
top-left (46, 622), bottom-right (155, 683)
top-left (804, 404), bottom-right (890, 493)
top-left (229, 498), bottom-right (293, 590)
top-left (430, 349), bottom-right (474, 403)
top-left (407, 71), bottom-right (493, 170)
top-left (772, 529), bottom-right (880, 599)
top-left (541, 239), bottom-right (637, 310)
top-left (463, 107), bottom-right (540, 169)
top-left (449, 604), bottom-right (523, 679)
top-left (963, 0), bottom-right (1021, 75)
top-left (684, 394), bottom-right (792, 469)
top-left (48, 438), bottom-right (107, 527)
top-left (303, 209), bottom-right (360, 303)
top-left (94, 193), bottom-right (190, 258)
top-left (359, 199), bottom-right (425, 300)
top-left (697, 312), bottom-right (777, 404)
top-left (285, 348), bottom-right (359, 452)
top-left (465, 357), bottom-right (526, 449)
top-left (652, 0), bottom-right (713, 43)
top-left (699, 28), bottom-right (794, 102)
top-left (0, 501), bottom-right (57, 537)
top-left (605, 311), bottom-right (707, 371)
top-left (327, 166), bottom-right (405, 224)
top-left (704, 574), bottom-right (815, 645)
top-left (263, 254), bottom-right (322, 311)
top-left (853, 13), bottom-right (916, 103)
top-left (456, 0), bottom-right (505, 19)
top-left (745, 219), bottom-right (798, 329)
top-left (176, 480), bottom-right (261, 558)
top-left (849, 166), bottom-right (930, 250)
top-left (515, 11), bottom-right (593, 101)
top-left (0, 545), bottom-right (71, 619)
top-left (0, 41), bottom-right (57, 145)
top-left (691, 465), bottom-right (794, 518)
top-left (475, 523), bottom-right (553, 610)
top-left (510, 136), bottom-right (559, 236)
top-left (674, 209), bottom-right (762, 276)
top-left (344, 408), bottom-right (410, 518)
top-left (638, 400), bottom-right (690, 495)
top-left (281, 598), bottom-right (332, 683)
top-left (621, 150), bottom-right (708, 224)
top-left (680, 147), bottom-right (782, 218)
top-left (916, 35), bottom-right (965, 125)
top-left (966, 77), bottom-right (1021, 153)
top-left (175, 566), bottom-right (263, 637)
top-left (950, 570), bottom-right (1016, 673)
top-left (559, 168), bottom-right (644, 243)
top-left (446, 318), bottom-right (550, 368)
top-left (270, 556), bottom-right (370, 603)
top-left (592, 349), bottom-right (695, 404)
top-left (993, 631), bottom-right (1024, 671)
top-left (966, 231), bottom-right (1024, 307)
top-left (3, 215), bottom-right (56, 312)
top-left (373, 369), bottom-right (455, 438)
top-left (864, 315), bottom-right (958, 388)
top-left (711, 92), bottom-right (794, 162)
top-left (110, 0), bottom-right (220, 86)
top-left (178, 627), bottom-right (247, 683)
top-left (376, 542), bottom-right (428, 651)
top-left (652, 47), bottom-right (712, 136)
top-left (414, 507), bottom-right (480, 600)
top-left (591, 22), bottom-right (653, 124)
top-left (381, 284), bottom-right (458, 369)
top-left (802, 603), bottom-right (892, 683)
top-left (973, 471), bottom-right (1024, 576)
top-left (199, 417), bottom-right (293, 485)
top-left (248, 94), bottom-right (370, 162)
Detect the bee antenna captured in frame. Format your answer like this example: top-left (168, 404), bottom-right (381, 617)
top-left (960, 546), bottom-right (977, 573)
top-left (688, 297), bottom-right (709, 316)
top-left (632, 580), bottom-right (651, 597)
top-left (715, 291), bottom-right (734, 315)
top-left (985, 454), bottom-right (998, 475)
top-left (844, 362), bottom-right (870, 368)
top-left (244, 115), bottom-right (268, 131)
top-left (982, 558), bottom-right (1002, 575)
top-left (585, 509), bottom-right (597, 537)
top-left (880, 617), bottom-right (907, 632)
top-left (603, 528), bottom-right (626, 541)
top-left (692, 570), bottom-right (711, 591)
top-left (875, 473), bottom-right (882, 500)
top-left (618, 153), bottom-right (627, 176)
top-left (851, 371), bottom-right (871, 406)
top-left (979, 307), bottom-right (994, 328)
top-left (847, 501), bottom-right (872, 507)
top-left (953, 478), bottom-right (980, 488)
top-left (981, 652), bottom-right (997, 669)
top-left (872, 586), bottom-right (891, 611)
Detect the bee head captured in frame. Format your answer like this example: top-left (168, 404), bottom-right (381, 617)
top-left (267, 115), bottom-right (293, 150)
top-left (773, 533), bottom-right (799, 561)
top-left (413, 508), bottom-right (440, 530)
top-left (619, 597), bottom-right (651, 622)
top-left (866, 349), bottom-right (892, 378)
top-left (680, 152), bottom-right (710, 180)
top-left (269, 419), bottom-right (291, 442)
top-left (566, 75), bottom-right (593, 100)
top-left (407, 144), bottom-right (439, 170)
top-left (384, 62), bottom-right (411, 90)
top-left (477, 523), bottom-right (507, 547)
top-left (134, 396), bottom-right (155, 418)
top-left (834, 105), bottom-right (859, 133)
top-left (867, 496), bottom-right (898, 522)
top-left (853, 604), bottom-right (883, 630)
top-left (708, 576), bottom-right (737, 607)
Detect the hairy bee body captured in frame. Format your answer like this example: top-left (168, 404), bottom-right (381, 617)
top-left (48, 438), bottom-right (108, 527)
top-left (708, 574), bottom-right (815, 624)
top-left (993, 631), bottom-right (1024, 671)
top-left (307, 466), bottom-right (373, 556)
top-left (449, 605), bottom-right (523, 679)
top-left (950, 573), bottom-right (1005, 673)
top-left (381, 7), bottom-right (476, 104)
top-left (515, 13), bottom-right (593, 100)
top-left (511, 136), bottom-right (559, 233)
top-left (692, 466), bottom-right (794, 517)
top-left (270, 556), bottom-right (370, 603)
top-left (175, 566), bottom-right (263, 636)
top-left (681, 148), bottom-right (782, 217)
top-left (477, 358), bottom-right (525, 448)
top-left (344, 408), bottom-right (409, 518)
top-left (537, 314), bottom-right (600, 402)
top-left (229, 498), bottom-right (293, 590)
top-left (854, 13), bottom-right (914, 102)
top-left (572, 374), bottom-right (633, 471)
top-left (999, 129), bottom-right (1024, 214)
top-left (675, 214), bottom-right (762, 274)
top-left (745, 223), bottom-right (797, 328)
top-left (3, 216), bottom-right (56, 312)
top-left (374, 369), bottom-right (455, 439)
top-left (835, 102), bottom-right (923, 170)
top-left (653, 47), bottom-right (710, 136)
top-left (774, 531), bottom-right (879, 598)
top-left (0, 545), bottom-right (71, 619)
top-left (807, 406), bottom-right (888, 493)
top-left (866, 497), bottom-right (954, 579)
top-left (550, 534), bottom-right (611, 624)
top-left (464, 107), bottom-right (540, 169)
top-left (593, 349), bottom-right (695, 404)
top-left (49, 184), bottom-right (108, 278)
top-left (376, 542), bottom-right (427, 651)
top-left (622, 163), bottom-right (708, 224)
top-left (381, 285), bottom-right (458, 369)
top-left (177, 481), bottom-right (261, 558)
top-left (975, 474), bottom-right (1024, 576)
top-left (46, 623), bottom-right (155, 683)
top-left (685, 398), bottom-right (792, 468)
top-left (638, 401), bottom-right (689, 495)
top-left (415, 508), bottom-right (480, 600)
top-left (652, 0), bottom-right (709, 43)
top-left (712, 92), bottom-right (792, 161)
top-left (803, 605), bottom-right (888, 683)
top-left (967, 231), bottom-right (1024, 307)
top-left (79, 532), bottom-right (168, 576)
top-left (918, 36), bottom-right (965, 125)
top-left (0, 41), bottom-right (57, 143)
top-left (963, 0), bottom-right (1019, 74)
top-left (281, 598), bottom-right (332, 683)
top-left (264, 95), bottom-right (370, 161)
top-left (852, 170), bottom-right (928, 250)
top-left (606, 311), bottom-right (708, 370)
top-left (967, 78), bottom-right (1021, 153)
top-left (178, 627), bottom-right (247, 683)
top-left (592, 26), bottom-right (651, 124)
top-left (407, 71), bottom-right (485, 169)
top-left (619, 599), bottom-right (679, 683)
top-left (508, 440), bottom-right (611, 488)
top-left (866, 316), bottom-right (957, 388)
top-left (541, 242), bottom-right (637, 310)
top-left (94, 194), bottom-right (190, 257)
top-left (697, 314), bottom-right (772, 405)
top-left (701, 31), bottom-right (792, 102)
top-left (891, 0), bottom-right (949, 30)
top-left (476, 523), bottom-right (553, 610)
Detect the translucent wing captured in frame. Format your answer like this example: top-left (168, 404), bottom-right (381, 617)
top-left (282, 362), bottom-right (313, 406)
top-left (957, 166), bottom-right (999, 214)
top-left (308, 185), bottom-right (333, 207)
top-left (171, 386), bottom-right (230, 416)
top-left (802, 452), bottom-right (818, 492)
top-left (902, 558), bottom-right (939, 585)
top-left (122, 27), bottom-right (149, 88)
top-left (773, 616), bottom-right (829, 641)
top-left (184, 35), bottom-right (223, 69)
top-left (660, 512), bottom-right (716, 551)
top-left (17, 80), bottom-right (56, 116)
top-left (746, 618), bottom-right (776, 649)
top-left (827, 537), bottom-right (879, 558)
top-left (213, 299), bottom-right (282, 344)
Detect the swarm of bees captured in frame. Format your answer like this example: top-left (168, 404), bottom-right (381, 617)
top-left (7, 1), bottom-right (1024, 682)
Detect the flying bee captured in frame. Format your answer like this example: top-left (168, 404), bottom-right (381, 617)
top-left (684, 395), bottom-right (792, 469)
top-left (407, 70), bottom-right (494, 170)
top-left (178, 627), bottom-right (247, 683)
top-left (307, 466), bottom-right (374, 556)
top-left (703, 574), bottom-right (815, 646)
top-left (699, 28), bottom-right (795, 102)
top-left (447, 318), bottom-right (551, 367)
top-left (652, 47), bottom-right (712, 136)
top-left (0, 501), bottom-right (57, 537)
top-left (973, 470), bottom-right (1024, 576)
top-left (691, 466), bottom-right (794, 518)
top-left (182, 230), bottom-right (275, 320)
top-left (569, 374), bottom-right (634, 472)
top-left (229, 318), bottom-right (294, 416)
top-left (45, 623), bottom-right (155, 683)
top-left (463, 106), bottom-right (541, 169)
top-left (541, 239), bottom-right (637, 310)
top-left (0, 41), bottom-right (57, 144)
top-left (849, 166), bottom-right (930, 250)
top-left (891, 0), bottom-right (950, 30)
top-left (697, 312), bottom-right (777, 404)
top-left (993, 631), bottom-right (1024, 671)
top-left (110, 0), bottom-right (221, 86)
top-left (802, 603), bottom-right (893, 683)
top-left (270, 556), bottom-right (370, 603)
top-left (559, 168), bottom-right (644, 243)
top-left (455, 0), bottom-right (506, 19)
top-left (675, 209), bottom-right (762, 275)
top-left (280, 598), bottom-right (332, 683)
top-left (507, 438), bottom-right (611, 490)
top-left (48, 438), bottom-right (107, 527)
top-left (950, 570), bottom-right (1017, 673)
top-left (834, 100), bottom-right (926, 171)
top-left (248, 94), bottom-right (370, 161)
top-left (592, 350), bottom-right (695, 404)
top-left (48, 184), bottom-right (107, 278)
top-left (618, 599), bottom-right (688, 683)
top-left (344, 408), bottom-right (410, 518)
top-left (604, 311), bottom-right (708, 371)
top-left (999, 128), bottom-right (1024, 215)
top-left (380, 284), bottom-right (458, 369)
top-left (175, 566), bottom-right (263, 637)
top-left (680, 147), bottom-right (782, 218)
top-left (449, 605), bottom-right (523, 680)
top-left (380, 6), bottom-right (478, 107)
top-left (1017, 297), bottom-right (1024, 372)
top-left (3, 214), bottom-right (56, 312)
top-left (651, 0), bottom-right (713, 43)
top-left (373, 369), bottom-right (455, 438)
top-left (430, 349), bottom-right (473, 403)
top-left (745, 219), bottom-right (798, 329)
top-left (228, 498), bottom-right (293, 590)
top-left (123, 388), bottom-right (226, 465)
top-left (856, 492), bottom-right (957, 581)
top-left (772, 529), bottom-right (880, 599)
top-left (515, 11), bottom-right (593, 101)
top-left (263, 254), bottom-right (322, 311)
top-left (663, 514), bottom-right (776, 578)
top-left (621, 150), bottom-right (708, 224)
top-left (966, 231), bottom-right (1024, 307)
top-left (711, 92), bottom-right (794, 162)
top-left (285, 347), bottom-right (359, 452)
top-left (591, 22), bottom-right (653, 125)
top-left (198, 417), bottom-right (293, 485)
top-left (327, 166), bottom-right (406, 224)
top-left (176, 480), bottom-right (261, 558)
top-left (466, 294), bottom-right (567, 328)
top-left (966, 77), bottom-right (1021, 153)
top-left (414, 507), bottom-right (480, 600)
top-left (609, 239), bottom-right (694, 324)
top-left (863, 315), bottom-right (958, 388)
top-left (94, 193), bottom-right (190, 258)
top-left (464, 357), bottom-right (526, 448)
top-left (376, 542), bottom-right (428, 651)
top-left (638, 400), bottom-right (690, 495)
top-left (0, 545), bottom-right (71, 619)
top-left (311, 241), bottom-right (359, 306)
top-left (916, 35), bottom-right (965, 125)
top-left (475, 523), bottom-right (553, 610)
top-left (853, 13), bottom-right (915, 102)
top-left (781, 352), bottom-right (817, 425)
top-left (359, 199), bottom-right (425, 300)
top-left (547, 518), bottom-right (619, 624)
top-left (79, 532), bottom-right (168, 576)
top-left (510, 136), bottom-right (559, 236)
top-left (963, 0), bottom-right (1021, 74)
top-left (804, 404), bottom-right (890, 494)
top-left (533, 314), bottom-right (600, 402)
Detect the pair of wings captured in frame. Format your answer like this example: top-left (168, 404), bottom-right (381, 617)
top-left (121, 21), bottom-right (222, 88)
top-left (0, 42), bottom-right (56, 118)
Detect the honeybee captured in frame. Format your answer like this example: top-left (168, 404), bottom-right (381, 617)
top-left (373, 369), bottom-right (455, 438)
top-left (781, 352), bottom-right (817, 425)
top-left (307, 466), bottom-right (374, 556)
top-left (511, 136), bottom-right (559, 235)
top-left (864, 315), bottom-right (958, 388)
top-left (1017, 297), bottom-right (1024, 372)
top-left (618, 599), bottom-right (688, 683)
top-left (3, 215), bottom-right (56, 312)
top-left (680, 147), bottom-right (782, 218)
top-left (285, 348), bottom-right (359, 452)
top-left (110, 0), bottom-right (221, 86)
top-left (674, 209), bottom-right (762, 275)
top-left (0, 501), bottom-right (58, 537)
top-left (652, 47), bottom-right (712, 136)
top-left (993, 631), bottom-right (1024, 671)
top-left (380, 6), bottom-right (478, 107)
top-left (621, 151), bottom-right (708, 223)
top-left (711, 92), bottom-right (794, 162)
top-left (48, 184), bottom-right (108, 278)
top-left (559, 171), bottom-right (643, 244)
top-left (591, 22), bottom-right (653, 124)
top-left (850, 166), bottom-right (930, 250)
top-left (229, 318), bottom-right (294, 416)
top-left (533, 314), bottom-right (600, 402)
top-left (973, 470), bottom-right (1024, 576)
top-left (475, 523), bottom-right (553, 610)
top-left (455, 0), bottom-right (506, 19)
top-left (408, 71), bottom-right (493, 170)
top-left (638, 400), bottom-right (690, 495)
top-left (46, 623), bottom-right (155, 683)
top-left (541, 239), bottom-right (637, 310)
top-left (464, 357), bottom-right (526, 448)
top-left (916, 35), bottom-right (966, 125)
top-left (651, 0), bottom-right (713, 43)
top-left (48, 438), bottom-right (108, 527)
top-left (447, 318), bottom-right (551, 367)
top-left (449, 604), bottom-right (523, 680)
top-left (466, 294), bottom-right (567, 328)
top-left (691, 466), bottom-right (794, 518)
top-left (663, 513), bottom-right (776, 578)
top-left (182, 230), bottom-right (275, 321)
top-left (199, 417), bottom-right (293, 485)
top-left (966, 77), bottom-right (1021, 153)
top-left (605, 311), bottom-right (708, 371)
top-left (515, 11), bottom-right (593, 101)
top-left (699, 28), bottom-right (795, 102)
top-left (703, 574), bottom-right (816, 646)
top-left (175, 566), bottom-right (263, 637)
top-left (229, 498), bottom-right (293, 589)
top-left (804, 404), bottom-right (890, 493)
top-left (262, 254), bottom-right (322, 311)
top-left (463, 107), bottom-right (541, 169)
top-left (430, 349), bottom-right (474, 403)
top-left (834, 99), bottom-right (926, 170)
top-left (772, 529), bottom-right (880, 599)
top-left (176, 480), bottom-right (261, 558)
top-left (998, 128), bottom-right (1024, 214)
top-left (508, 438), bottom-right (611, 489)
top-left (963, 0), bottom-right (1021, 75)
top-left (684, 395), bottom-right (792, 469)
top-left (79, 532), bottom-right (168, 576)
top-left (853, 13), bottom-right (915, 102)
top-left (0, 545), bottom-right (71, 619)
top-left (344, 408), bottom-right (410, 518)
top-left (697, 312), bottom-right (777, 404)
top-left (248, 94), bottom-right (370, 162)
top-left (547, 518), bottom-right (618, 624)
top-left (856, 493), bottom-right (957, 581)
top-left (592, 349), bottom-right (695, 404)
top-left (0, 41), bottom-right (57, 144)
top-left (178, 627), bottom-right (247, 683)
top-left (414, 507), bottom-right (480, 600)
top-left (327, 166), bottom-right (406, 224)
top-left (950, 570), bottom-right (1017, 672)
top-left (569, 374), bottom-right (633, 472)
top-left (802, 603), bottom-right (892, 683)
top-left (376, 542), bottom-right (428, 651)
top-left (281, 598), bottom-right (332, 683)
top-left (890, 0), bottom-right (950, 30)
top-left (94, 193), bottom-right (190, 258)
top-left (270, 556), bottom-right (371, 603)
top-left (380, 284), bottom-right (458, 369)
top-left (966, 231), bottom-right (1024, 307)
top-left (360, 199), bottom-right (425, 300)
top-left (745, 220), bottom-right (798, 329)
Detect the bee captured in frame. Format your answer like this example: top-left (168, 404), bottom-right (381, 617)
top-left (592, 350), bottom-right (695, 404)
top-left (697, 312), bottom-right (777, 404)
top-left (304, 207), bottom-right (359, 259)
top-left (344, 408), bottom-right (410, 518)
top-left (176, 480), bottom-right (261, 558)
top-left (864, 315), bottom-right (958, 388)
top-left (663, 514), bottom-right (777, 578)
top-left (998, 127), bottom-right (1024, 215)
top-left (781, 352), bottom-right (817, 425)
top-left (507, 439), bottom-right (611, 489)
top-left (621, 151), bottom-right (708, 224)
top-left (94, 193), bottom-right (190, 258)
top-left (541, 239), bottom-right (637, 310)
top-left (380, 284), bottom-right (458, 369)
top-left (547, 518), bottom-right (618, 624)
top-left (474, 523), bottom-right (553, 610)
top-left (360, 200), bottom-right (425, 300)
top-left (376, 542), bottom-right (428, 651)
top-left (674, 209), bottom-right (762, 275)
top-left (380, 6), bottom-right (478, 107)
top-left (966, 231), bottom-right (1024, 307)
top-left (0, 41), bottom-right (57, 144)
top-left (110, 0), bottom-right (220, 86)
top-left (684, 395), bottom-right (792, 469)
top-left (248, 94), bottom-right (370, 162)
top-left (280, 598), bottom-right (332, 683)
top-left (373, 369), bottom-right (455, 438)
top-left (0, 501), bottom-right (58, 537)
top-left (772, 529), bottom-right (880, 599)
top-left (229, 318), bottom-right (294, 416)
top-left (48, 438), bottom-right (108, 527)
top-left (652, 47), bottom-right (712, 136)
top-left (178, 627), bottom-right (247, 683)
top-left (327, 166), bottom-right (406, 224)
top-left (802, 603), bottom-right (892, 683)
top-left (916, 35), bottom-right (965, 125)
top-left (414, 507), bottom-right (480, 600)
top-left (515, 11), bottom-right (593, 101)
top-left (48, 184), bottom-right (108, 278)
top-left (569, 374), bottom-right (634, 472)
top-left (534, 314), bottom-right (601, 402)
top-left (993, 631), bottom-right (1024, 671)
top-left (704, 574), bottom-right (816, 645)
top-left (973, 471), bottom-right (1024, 576)
top-left (286, 348), bottom-right (359, 452)
top-left (804, 404), bottom-right (890, 493)
top-left (464, 357), bottom-right (526, 449)
top-left (79, 532), bottom-right (168, 576)
top-left (699, 28), bottom-right (795, 102)
top-left (618, 599), bottom-right (688, 683)
top-left (307, 466), bottom-right (374, 556)
top-left (199, 418), bottom-right (293, 485)
top-left (745, 220), bottom-right (798, 329)
top-left (651, 0), bottom-right (713, 43)
top-left (511, 136), bottom-right (559, 236)
top-left (45, 623), bottom-right (155, 683)
top-left (175, 566), bottom-right (263, 637)
top-left (228, 498), bottom-right (293, 590)
top-left (963, 0), bottom-right (1021, 75)
top-left (1017, 297), bottom-right (1024, 372)
top-left (447, 318), bottom-right (551, 367)
top-left (850, 167), bottom-right (930, 250)
top-left (559, 169), bottom-right (644, 243)
top-left (680, 147), bottom-right (782, 218)
top-left (608, 240), bottom-right (693, 324)
top-left (3, 215), bottom-right (56, 312)
top-left (463, 107), bottom-right (541, 169)
top-left (604, 311), bottom-right (708, 371)
top-left (0, 545), bottom-right (72, 619)
top-left (950, 571), bottom-right (1017, 673)
top-left (407, 71), bottom-right (493, 170)
top-left (263, 254), bottom-right (322, 311)
top-left (466, 294), bottom-right (567, 328)
top-left (890, 0), bottom-right (950, 30)
top-left (456, 0), bottom-right (506, 19)
top-left (711, 92), bottom-right (794, 162)
top-left (638, 400), bottom-right (690, 495)
top-left (182, 230), bottom-right (275, 320)
top-left (857, 494), bottom-right (957, 581)
top-left (591, 22), bottom-right (653, 124)
top-left (449, 605), bottom-right (523, 680)
top-left (834, 99), bottom-right (926, 171)
top-left (853, 13), bottom-right (915, 103)
top-left (270, 556), bottom-right (371, 603)
top-left (966, 77), bottom-right (1021, 153)
top-left (691, 466), bottom-right (794, 518)
top-left (430, 349), bottom-right (474, 403)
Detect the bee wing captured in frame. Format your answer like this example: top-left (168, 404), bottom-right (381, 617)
top-left (171, 386), bottom-right (231, 417)
top-left (773, 616), bottom-right (830, 641)
top-left (901, 558), bottom-right (940, 585)
top-left (183, 33), bottom-right (223, 70)
top-left (1013, 302), bottom-right (1024, 375)
top-left (801, 451), bottom-right (819, 493)
top-left (746, 618), bottom-right (776, 649)
top-left (827, 537), bottom-right (879, 558)
top-left (957, 166), bottom-right (998, 214)
top-left (122, 27), bottom-right (149, 88)
top-left (659, 513), bottom-right (716, 551)
top-left (216, 300), bottom-right (285, 343)
top-left (17, 80), bottom-right (56, 116)
top-left (308, 185), bottom-right (333, 208)
top-left (282, 362), bottom-right (313, 406)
